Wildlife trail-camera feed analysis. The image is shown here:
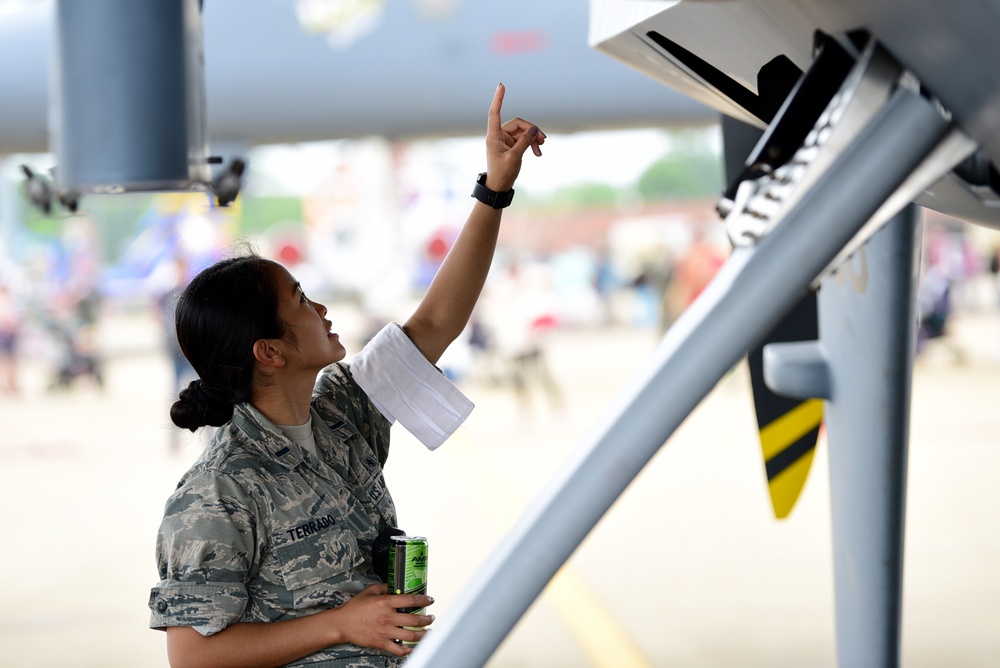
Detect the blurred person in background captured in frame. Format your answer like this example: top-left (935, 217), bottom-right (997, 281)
top-left (157, 255), bottom-right (198, 397)
top-left (917, 222), bottom-right (979, 362)
top-left (43, 278), bottom-right (104, 391)
top-left (0, 281), bottom-right (22, 394)
top-left (662, 229), bottom-right (725, 334)
top-left (41, 215), bottom-right (105, 391)
top-left (592, 247), bottom-right (618, 327)
top-left (155, 254), bottom-right (198, 451)
top-left (988, 245), bottom-right (1000, 307)
top-left (149, 84), bottom-right (545, 668)
top-left (917, 259), bottom-right (953, 353)
top-left (480, 259), bottom-right (563, 417)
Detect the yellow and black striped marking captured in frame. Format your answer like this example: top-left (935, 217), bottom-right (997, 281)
top-left (747, 291), bottom-right (822, 519)
top-left (758, 398), bottom-right (823, 518)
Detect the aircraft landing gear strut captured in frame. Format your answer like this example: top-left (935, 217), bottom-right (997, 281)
top-left (408, 35), bottom-right (971, 668)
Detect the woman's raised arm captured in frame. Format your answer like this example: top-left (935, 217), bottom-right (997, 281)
top-left (403, 83), bottom-right (545, 363)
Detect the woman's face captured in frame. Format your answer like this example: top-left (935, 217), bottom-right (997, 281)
top-left (267, 261), bottom-right (347, 369)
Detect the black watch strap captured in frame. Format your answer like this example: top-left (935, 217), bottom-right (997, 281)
top-left (471, 172), bottom-right (514, 209)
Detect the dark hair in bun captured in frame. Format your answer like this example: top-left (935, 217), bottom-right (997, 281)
top-left (169, 253), bottom-right (285, 431)
top-left (171, 379), bottom-right (250, 431)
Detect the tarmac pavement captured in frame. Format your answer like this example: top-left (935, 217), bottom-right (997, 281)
top-left (1, 305), bottom-right (998, 667)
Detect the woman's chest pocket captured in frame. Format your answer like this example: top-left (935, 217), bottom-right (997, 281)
top-left (271, 511), bottom-right (364, 594)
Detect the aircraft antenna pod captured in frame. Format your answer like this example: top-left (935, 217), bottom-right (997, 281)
top-left (51, 0), bottom-right (210, 200)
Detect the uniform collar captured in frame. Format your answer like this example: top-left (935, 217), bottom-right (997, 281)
top-left (231, 402), bottom-right (353, 484)
top-left (231, 402), bottom-right (306, 470)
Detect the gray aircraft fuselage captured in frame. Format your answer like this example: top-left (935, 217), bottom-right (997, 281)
top-left (0, 0), bottom-right (717, 156)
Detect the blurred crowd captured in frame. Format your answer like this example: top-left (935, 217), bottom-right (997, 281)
top-left (0, 214), bottom-right (105, 396)
top-left (2, 196), bottom-right (999, 413)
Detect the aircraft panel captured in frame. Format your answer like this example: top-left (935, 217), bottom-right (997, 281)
top-left (591, 0), bottom-right (1000, 229)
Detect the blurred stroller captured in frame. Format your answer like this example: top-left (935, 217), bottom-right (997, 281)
top-left (42, 290), bottom-right (104, 391)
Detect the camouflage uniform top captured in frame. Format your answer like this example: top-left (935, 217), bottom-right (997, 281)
top-left (150, 355), bottom-right (422, 668)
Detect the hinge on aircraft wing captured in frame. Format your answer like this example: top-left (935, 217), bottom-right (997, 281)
top-left (717, 31), bottom-right (975, 279)
top-left (718, 33), bottom-right (904, 245)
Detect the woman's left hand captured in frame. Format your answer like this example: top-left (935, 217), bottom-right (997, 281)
top-left (483, 82), bottom-right (546, 193)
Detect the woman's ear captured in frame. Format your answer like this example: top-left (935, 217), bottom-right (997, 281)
top-left (253, 339), bottom-right (286, 368)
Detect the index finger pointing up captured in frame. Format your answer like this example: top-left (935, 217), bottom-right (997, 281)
top-left (488, 82), bottom-right (505, 135)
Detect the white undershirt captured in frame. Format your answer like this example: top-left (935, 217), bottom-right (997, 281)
top-left (276, 416), bottom-right (317, 459)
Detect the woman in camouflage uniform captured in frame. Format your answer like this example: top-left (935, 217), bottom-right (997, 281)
top-left (149, 84), bottom-right (545, 668)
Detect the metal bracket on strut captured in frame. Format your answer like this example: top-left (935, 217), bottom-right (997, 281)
top-left (717, 32), bottom-right (974, 260)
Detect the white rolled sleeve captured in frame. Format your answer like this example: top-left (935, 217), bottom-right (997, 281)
top-left (350, 323), bottom-right (474, 450)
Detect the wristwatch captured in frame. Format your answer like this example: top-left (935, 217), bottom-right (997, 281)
top-left (471, 172), bottom-right (515, 209)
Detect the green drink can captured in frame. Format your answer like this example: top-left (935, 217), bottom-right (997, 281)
top-left (387, 535), bottom-right (428, 644)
